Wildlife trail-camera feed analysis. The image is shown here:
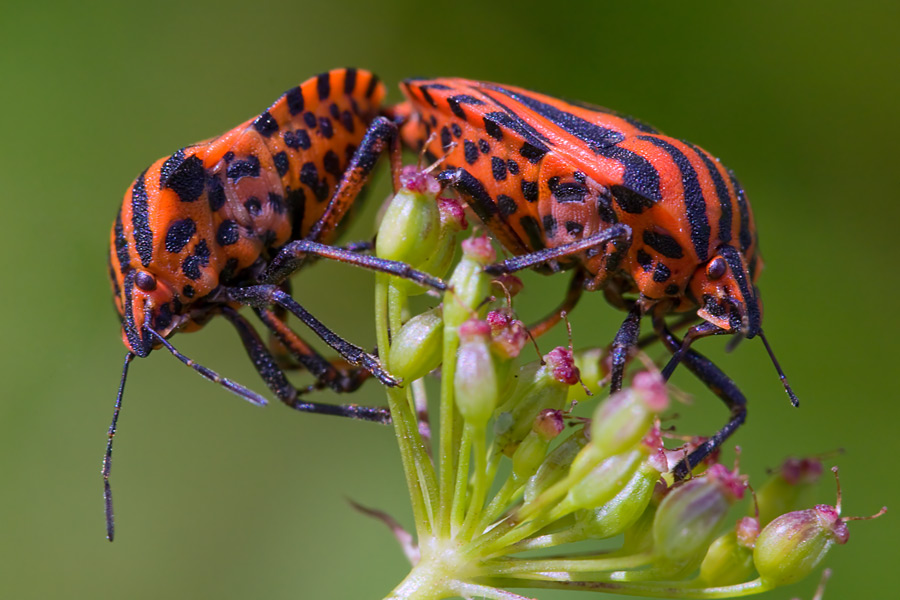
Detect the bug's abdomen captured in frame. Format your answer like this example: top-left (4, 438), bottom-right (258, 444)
top-left (111, 69), bottom-right (386, 309)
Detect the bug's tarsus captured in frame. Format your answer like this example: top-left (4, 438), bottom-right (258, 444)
top-left (103, 351), bottom-right (134, 542)
top-left (222, 306), bottom-right (390, 423)
top-left (759, 330), bottom-right (799, 407)
top-left (653, 315), bottom-right (747, 480)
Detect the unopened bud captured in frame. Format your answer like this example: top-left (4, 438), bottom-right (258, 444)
top-left (576, 458), bottom-right (663, 540)
top-left (493, 273), bottom-right (523, 298)
top-left (486, 310), bottom-right (528, 360)
top-left (524, 430), bottom-right (589, 503)
top-left (534, 409), bottom-right (564, 441)
top-left (376, 181), bottom-right (441, 266)
top-left (652, 465), bottom-right (746, 571)
top-left (568, 348), bottom-right (610, 404)
top-left (590, 370), bottom-right (669, 458)
top-left (512, 431), bottom-right (551, 481)
top-left (455, 319), bottom-right (499, 427)
top-left (756, 457), bottom-right (823, 526)
top-left (444, 236), bottom-right (495, 328)
top-left (699, 530), bottom-right (756, 586)
top-left (563, 450), bottom-right (643, 513)
top-left (387, 307), bottom-right (443, 382)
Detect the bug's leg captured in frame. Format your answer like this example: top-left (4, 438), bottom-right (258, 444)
top-left (635, 313), bottom-right (699, 350)
top-left (224, 284), bottom-right (399, 388)
top-left (256, 307), bottom-right (372, 393)
top-left (659, 320), bottom-right (730, 381)
top-left (652, 313), bottom-right (747, 480)
top-left (482, 224), bottom-right (633, 277)
top-left (221, 306), bottom-right (390, 423)
top-left (527, 269), bottom-right (586, 339)
top-left (264, 240), bottom-right (447, 291)
top-left (609, 303), bottom-right (644, 393)
top-left (305, 116), bottom-right (402, 248)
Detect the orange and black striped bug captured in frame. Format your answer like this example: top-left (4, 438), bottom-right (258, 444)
top-left (392, 77), bottom-right (798, 478)
top-left (105, 69), bottom-right (444, 540)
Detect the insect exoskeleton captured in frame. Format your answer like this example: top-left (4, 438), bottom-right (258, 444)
top-left (392, 77), bottom-right (798, 479)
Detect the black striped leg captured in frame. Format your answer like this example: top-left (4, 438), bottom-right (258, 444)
top-left (263, 240), bottom-right (448, 292)
top-left (660, 320), bottom-right (730, 381)
top-left (221, 306), bottom-right (390, 424)
top-left (609, 303), bottom-right (644, 393)
top-left (635, 313), bottom-right (699, 350)
top-left (224, 284), bottom-right (399, 388)
top-left (304, 116), bottom-right (401, 253)
top-left (652, 313), bottom-right (747, 480)
top-left (527, 269), bottom-right (586, 339)
top-left (483, 224), bottom-right (632, 277)
top-left (256, 307), bottom-right (372, 393)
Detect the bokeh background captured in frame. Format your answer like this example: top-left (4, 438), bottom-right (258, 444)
top-left (1, 1), bottom-right (897, 598)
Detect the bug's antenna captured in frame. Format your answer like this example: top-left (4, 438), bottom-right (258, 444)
top-left (759, 330), bottom-right (799, 407)
top-left (146, 329), bottom-right (269, 407)
top-left (103, 351), bottom-right (134, 542)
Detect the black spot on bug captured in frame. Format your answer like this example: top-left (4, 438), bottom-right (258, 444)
top-left (194, 239), bottom-right (210, 260)
top-left (565, 221), bottom-right (584, 236)
top-left (652, 262), bottom-right (671, 282)
top-left (284, 129), bottom-right (311, 150)
top-left (483, 115), bottom-right (503, 140)
top-left (636, 249), bottom-right (653, 271)
top-left (464, 140), bottom-right (479, 165)
top-left (429, 114), bottom-right (438, 127)
top-left (114, 211), bottom-right (130, 274)
top-left (519, 215), bottom-right (546, 250)
top-left (219, 257), bottom-right (239, 283)
top-left (165, 155), bottom-right (205, 202)
top-left (574, 171), bottom-right (586, 183)
top-left (442, 168), bottom-right (497, 223)
top-left (300, 162), bottom-right (328, 201)
top-left (273, 151), bottom-right (289, 177)
top-left (597, 189), bottom-right (617, 223)
top-left (643, 230), bottom-right (684, 259)
top-left (318, 117), bottom-right (334, 139)
top-left (207, 175), bottom-right (226, 211)
top-left (165, 219), bottom-right (196, 253)
top-left (419, 86), bottom-right (436, 107)
top-left (244, 197), bottom-right (262, 216)
top-left (340, 110), bottom-right (354, 133)
top-left (506, 159), bottom-right (519, 175)
top-left (154, 303), bottom-right (172, 331)
top-left (491, 156), bottom-right (507, 181)
top-left (703, 294), bottom-right (726, 317)
top-left (269, 192), bottom-right (284, 214)
top-left (548, 176), bottom-right (560, 191)
top-left (611, 184), bottom-right (654, 214)
top-left (285, 187), bottom-right (306, 239)
top-left (216, 220), bottom-right (240, 246)
top-left (553, 182), bottom-right (588, 203)
top-left (344, 143), bottom-right (357, 165)
top-left (497, 194), bottom-right (517, 217)
top-left (521, 180), bottom-right (538, 202)
top-left (317, 72), bottom-right (331, 100)
top-left (285, 86), bottom-right (304, 115)
top-left (365, 73), bottom-right (380, 98)
top-left (227, 156), bottom-right (260, 181)
top-left (451, 123), bottom-right (462, 138)
top-left (159, 149), bottom-right (186, 188)
top-left (182, 255), bottom-right (204, 280)
top-left (441, 126), bottom-right (452, 149)
top-left (253, 111), bottom-right (279, 137)
top-left (223, 151), bottom-right (235, 162)
top-left (182, 284), bottom-right (195, 298)
top-left (303, 112), bottom-right (317, 128)
top-left (478, 139), bottom-right (490, 154)
top-left (519, 142), bottom-right (546, 163)
top-left (323, 150), bottom-right (341, 178)
top-left (329, 103), bottom-right (340, 120)
top-left (447, 94), bottom-right (484, 119)
top-left (542, 215), bottom-right (558, 238)
top-left (665, 283), bottom-right (680, 296)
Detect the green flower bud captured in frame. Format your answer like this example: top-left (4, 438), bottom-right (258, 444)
top-left (512, 431), bottom-right (551, 481)
top-left (455, 319), bottom-right (499, 427)
top-left (375, 174), bottom-right (441, 266)
top-left (576, 459), bottom-right (663, 540)
top-left (567, 348), bottom-right (610, 404)
top-left (387, 307), bottom-right (443, 382)
top-left (524, 430), bottom-right (589, 503)
top-left (493, 348), bottom-right (575, 456)
top-left (562, 449), bottom-right (643, 513)
top-left (754, 468), bottom-right (886, 586)
top-left (443, 236), bottom-right (495, 328)
top-left (755, 456), bottom-right (823, 526)
top-left (590, 371), bottom-right (668, 458)
top-left (652, 465), bottom-right (746, 572)
top-left (698, 517), bottom-right (759, 586)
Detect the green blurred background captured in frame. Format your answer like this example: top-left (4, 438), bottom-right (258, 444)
top-left (1, 1), bottom-right (896, 598)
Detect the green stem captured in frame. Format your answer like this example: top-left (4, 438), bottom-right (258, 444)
top-left (450, 424), bottom-right (473, 534)
top-left (437, 318), bottom-right (460, 537)
top-left (483, 552), bottom-right (654, 576)
top-left (460, 428), bottom-right (490, 537)
top-left (486, 577), bottom-right (771, 599)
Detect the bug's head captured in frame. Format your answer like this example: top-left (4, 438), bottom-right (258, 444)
top-left (115, 269), bottom-right (182, 358)
top-left (689, 245), bottom-right (761, 339)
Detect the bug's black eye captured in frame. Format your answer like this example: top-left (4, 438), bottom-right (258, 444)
top-left (707, 257), bottom-right (727, 280)
top-left (135, 271), bottom-right (157, 291)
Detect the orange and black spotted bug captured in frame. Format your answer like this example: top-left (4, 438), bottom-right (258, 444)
top-left (105, 68), bottom-right (443, 540)
top-left (392, 77), bottom-right (798, 478)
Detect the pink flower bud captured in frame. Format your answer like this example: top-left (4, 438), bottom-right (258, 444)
top-left (533, 409), bottom-right (564, 441)
top-left (461, 235), bottom-right (496, 265)
top-left (399, 165), bottom-right (441, 194)
top-left (437, 195), bottom-right (468, 231)
top-left (544, 347), bottom-right (579, 386)
top-left (486, 310), bottom-right (528, 360)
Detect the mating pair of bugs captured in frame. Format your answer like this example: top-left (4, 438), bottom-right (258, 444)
top-left (105, 68), bottom-right (797, 540)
